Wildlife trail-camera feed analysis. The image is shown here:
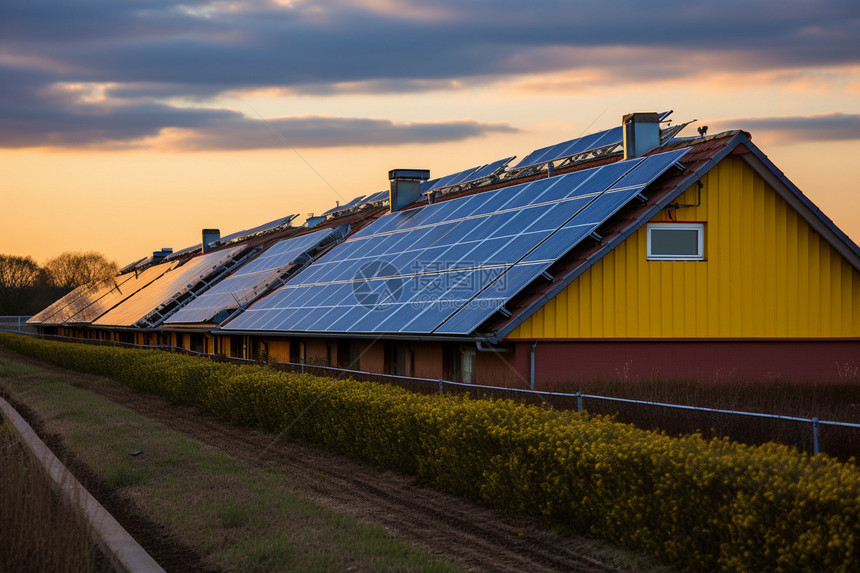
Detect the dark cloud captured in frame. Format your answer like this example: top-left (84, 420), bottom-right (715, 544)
top-left (4, 0), bottom-right (859, 92)
top-left (177, 116), bottom-right (519, 150)
top-left (1, 0), bottom-right (858, 148)
top-left (0, 62), bottom-right (516, 149)
top-left (713, 113), bottom-right (860, 144)
top-left (0, 64), bottom-right (239, 147)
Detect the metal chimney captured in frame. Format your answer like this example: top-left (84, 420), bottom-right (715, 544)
top-left (623, 112), bottom-right (661, 160)
top-left (389, 169), bottom-right (430, 212)
top-left (202, 229), bottom-right (220, 253)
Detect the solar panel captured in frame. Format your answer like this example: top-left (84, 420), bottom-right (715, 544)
top-left (130, 251), bottom-right (171, 271)
top-left (64, 263), bottom-right (177, 324)
top-left (322, 195), bottom-right (366, 216)
top-left (26, 278), bottom-right (131, 325)
top-left (356, 190), bottom-right (390, 207)
top-left (165, 244), bottom-right (202, 261)
top-left (514, 111), bottom-right (674, 170)
top-left (118, 257), bottom-right (147, 275)
top-left (218, 216), bottom-right (296, 245)
top-left (92, 246), bottom-right (248, 327)
top-left (514, 126), bottom-right (623, 170)
top-left (165, 226), bottom-right (346, 324)
top-left (421, 156), bottom-right (514, 195)
top-left (223, 148), bottom-right (689, 335)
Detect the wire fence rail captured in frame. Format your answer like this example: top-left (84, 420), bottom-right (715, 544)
top-left (0, 316), bottom-right (34, 333)
top-left (4, 331), bottom-right (859, 458)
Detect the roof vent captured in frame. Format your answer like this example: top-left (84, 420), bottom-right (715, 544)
top-left (202, 229), bottom-right (220, 253)
top-left (389, 169), bottom-right (430, 212)
top-left (623, 112), bottom-right (660, 160)
top-left (152, 248), bottom-right (173, 263)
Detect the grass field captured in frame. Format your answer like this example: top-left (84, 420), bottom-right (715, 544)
top-left (0, 350), bottom-right (459, 573)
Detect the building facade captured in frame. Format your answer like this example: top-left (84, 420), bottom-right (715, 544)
top-left (29, 113), bottom-right (860, 388)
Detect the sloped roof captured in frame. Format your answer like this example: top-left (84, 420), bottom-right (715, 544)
top-left (220, 128), bottom-right (860, 342)
top-left (93, 245), bottom-right (250, 328)
top-left (221, 147), bottom-right (691, 337)
top-left (485, 131), bottom-right (860, 342)
top-left (165, 225), bottom-right (348, 325)
top-left (62, 263), bottom-right (177, 325)
top-left (32, 116), bottom-right (859, 341)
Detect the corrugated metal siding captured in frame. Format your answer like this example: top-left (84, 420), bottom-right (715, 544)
top-left (509, 156), bottom-right (860, 339)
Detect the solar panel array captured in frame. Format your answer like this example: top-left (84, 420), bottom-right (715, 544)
top-left (357, 190), bottom-right (389, 207)
top-left (118, 257), bottom-right (146, 275)
top-left (165, 244), bottom-right (202, 261)
top-left (322, 195), bottom-right (366, 217)
top-left (93, 246), bottom-right (247, 327)
top-left (421, 156), bottom-right (514, 195)
top-left (161, 216), bottom-right (296, 263)
top-left (513, 126), bottom-right (624, 170)
top-left (219, 216), bottom-right (295, 244)
top-left (64, 263), bottom-right (177, 324)
top-left (223, 148), bottom-right (689, 335)
top-left (514, 111), bottom-right (673, 171)
top-left (166, 227), bottom-right (345, 325)
top-left (26, 277), bottom-right (131, 325)
top-left (128, 251), bottom-right (172, 271)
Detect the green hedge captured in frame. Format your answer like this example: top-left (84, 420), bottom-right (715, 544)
top-left (2, 333), bottom-right (858, 572)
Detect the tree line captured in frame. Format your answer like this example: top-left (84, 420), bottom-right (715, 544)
top-left (0, 252), bottom-right (118, 315)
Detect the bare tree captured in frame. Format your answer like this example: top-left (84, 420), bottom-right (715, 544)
top-left (0, 254), bottom-right (44, 314)
top-left (44, 251), bottom-right (118, 290)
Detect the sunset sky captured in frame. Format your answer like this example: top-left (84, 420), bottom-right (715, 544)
top-left (2, 0), bottom-right (859, 268)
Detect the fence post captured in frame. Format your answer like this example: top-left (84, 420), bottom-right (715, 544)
top-left (438, 379), bottom-right (443, 394)
top-left (576, 391), bottom-right (583, 412)
top-left (812, 417), bottom-right (820, 456)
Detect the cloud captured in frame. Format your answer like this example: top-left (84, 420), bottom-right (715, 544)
top-left (711, 113), bottom-right (860, 144)
top-left (3, 1), bottom-right (859, 95)
top-left (0, 65), bottom-right (517, 150)
top-left (172, 116), bottom-right (519, 150)
top-left (2, 0), bottom-right (859, 148)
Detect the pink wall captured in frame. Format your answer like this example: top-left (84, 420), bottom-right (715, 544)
top-left (517, 340), bottom-right (860, 389)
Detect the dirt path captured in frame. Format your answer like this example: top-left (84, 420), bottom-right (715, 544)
top-left (3, 349), bottom-right (670, 572)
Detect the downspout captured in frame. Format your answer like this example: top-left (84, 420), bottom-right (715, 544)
top-left (475, 340), bottom-right (510, 353)
top-left (529, 342), bottom-right (537, 390)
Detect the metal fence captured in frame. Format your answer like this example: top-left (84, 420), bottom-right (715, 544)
top-left (0, 316), bottom-right (34, 333)
top-left (5, 331), bottom-right (859, 457)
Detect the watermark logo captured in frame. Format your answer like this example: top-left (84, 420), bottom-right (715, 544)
top-left (352, 259), bottom-right (510, 311)
top-left (352, 261), bottom-right (403, 310)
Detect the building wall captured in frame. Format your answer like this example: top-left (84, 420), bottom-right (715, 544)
top-left (305, 338), bottom-right (331, 365)
top-left (520, 339), bottom-right (860, 388)
top-left (509, 155), bottom-right (860, 339)
top-left (359, 340), bottom-right (385, 373)
top-left (475, 349), bottom-right (521, 387)
top-left (412, 343), bottom-right (443, 379)
top-left (268, 339), bottom-right (290, 363)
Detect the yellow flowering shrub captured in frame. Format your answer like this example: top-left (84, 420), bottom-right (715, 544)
top-left (2, 333), bottom-right (858, 572)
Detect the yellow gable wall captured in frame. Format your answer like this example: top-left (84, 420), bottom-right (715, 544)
top-left (509, 155), bottom-right (860, 339)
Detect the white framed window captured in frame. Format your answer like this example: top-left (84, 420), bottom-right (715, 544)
top-left (647, 223), bottom-right (705, 260)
